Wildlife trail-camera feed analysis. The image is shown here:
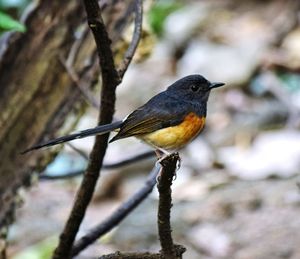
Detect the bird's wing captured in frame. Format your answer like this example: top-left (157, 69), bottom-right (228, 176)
top-left (110, 94), bottom-right (186, 142)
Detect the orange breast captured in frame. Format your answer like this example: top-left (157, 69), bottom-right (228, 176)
top-left (140, 113), bottom-right (206, 151)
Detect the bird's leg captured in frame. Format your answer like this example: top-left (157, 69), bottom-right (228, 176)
top-left (155, 149), bottom-right (164, 159)
top-left (154, 149), bottom-right (164, 182)
top-left (155, 149), bottom-right (181, 182)
top-left (155, 148), bottom-right (170, 167)
top-left (176, 155), bottom-right (181, 173)
top-left (157, 148), bottom-right (181, 170)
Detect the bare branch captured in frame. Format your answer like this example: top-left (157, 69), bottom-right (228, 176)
top-left (58, 26), bottom-right (101, 109)
top-left (66, 143), bottom-right (89, 160)
top-left (52, 0), bottom-right (121, 257)
top-left (59, 54), bottom-right (100, 109)
top-left (103, 150), bottom-right (155, 169)
top-left (39, 150), bottom-right (155, 180)
top-left (71, 166), bottom-right (160, 257)
top-left (39, 170), bottom-right (81, 181)
top-left (118, 0), bottom-right (143, 78)
top-left (66, 26), bottom-right (89, 67)
top-left (157, 153), bottom-right (186, 259)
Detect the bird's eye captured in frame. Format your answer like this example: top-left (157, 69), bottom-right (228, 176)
top-left (190, 85), bottom-right (199, 92)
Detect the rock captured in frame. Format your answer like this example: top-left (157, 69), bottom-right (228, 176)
top-left (187, 223), bottom-right (233, 258)
top-left (219, 130), bottom-right (300, 180)
top-left (282, 28), bottom-right (300, 69)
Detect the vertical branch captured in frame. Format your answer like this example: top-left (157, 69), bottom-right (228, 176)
top-left (157, 153), bottom-right (186, 259)
top-left (52, 0), bottom-right (143, 258)
top-left (52, 1), bottom-right (120, 258)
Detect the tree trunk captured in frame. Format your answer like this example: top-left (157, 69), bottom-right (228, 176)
top-left (0, 1), bottom-right (96, 229)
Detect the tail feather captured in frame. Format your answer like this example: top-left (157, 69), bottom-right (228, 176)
top-left (21, 120), bottom-right (123, 154)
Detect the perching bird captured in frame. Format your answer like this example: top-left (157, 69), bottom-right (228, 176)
top-left (22, 74), bottom-right (224, 155)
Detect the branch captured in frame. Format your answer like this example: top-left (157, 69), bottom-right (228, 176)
top-left (65, 26), bottom-right (89, 67)
top-left (71, 166), bottom-right (160, 257)
top-left (59, 54), bottom-right (100, 109)
top-left (59, 25), bottom-right (101, 109)
top-left (157, 153), bottom-right (186, 259)
top-left (52, 0), bottom-right (121, 258)
top-left (66, 143), bottom-right (89, 160)
top-left (89, 154), bottom-right (186, 259)
top-left (39, 150), bottom-right (155, 180)
top-left (103, 150), bottom-right (154, 169)
top-left (118, 0), bottom-right (143, 78)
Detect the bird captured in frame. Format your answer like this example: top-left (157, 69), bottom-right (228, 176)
top-left (21, 74), bottom-right (224, 156)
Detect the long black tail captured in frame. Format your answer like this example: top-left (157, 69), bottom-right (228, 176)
top-left (21, 120), bottom-right (123, 154)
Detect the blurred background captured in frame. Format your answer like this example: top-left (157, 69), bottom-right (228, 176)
top-left (2, 0), bottom-right (300, 258)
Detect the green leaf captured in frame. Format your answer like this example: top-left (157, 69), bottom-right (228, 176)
top-left (148, 0), bottom-right (183, 37)
top-left (0, 10), bottom-right (26, 32)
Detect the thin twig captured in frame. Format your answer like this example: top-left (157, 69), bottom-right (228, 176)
top-left (66, 26), bottom-right (89, 67)
top-left (39, 170), bottom-right (81, 180)
top-left (66, 143), bottom-right (89, 160)
top-left (59, 54), bottom-right (101, 109)
top-left (71, 166), bottom-right (160, 256)
top-left (157, 153), bottom-right (186, 259)
top-left (103, 150), bottom-right (154, 169)
top-left (39, 150), bottom-right (155, 180)
top-left (59, 25), bottom-right (101, 109)
top-left (118, 0), bottom-right (143, 78)
top-left (52, 0), bottom-right (121, 258)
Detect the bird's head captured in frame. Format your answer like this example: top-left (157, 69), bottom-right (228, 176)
top-left (167, 74), bottom-right (224, 102)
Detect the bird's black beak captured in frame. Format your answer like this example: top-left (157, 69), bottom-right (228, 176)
top-left (209, 82), bottom-right (225, 89)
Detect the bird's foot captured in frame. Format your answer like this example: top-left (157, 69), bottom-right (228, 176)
top-left (155, 151), bottom-right (181, 182)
